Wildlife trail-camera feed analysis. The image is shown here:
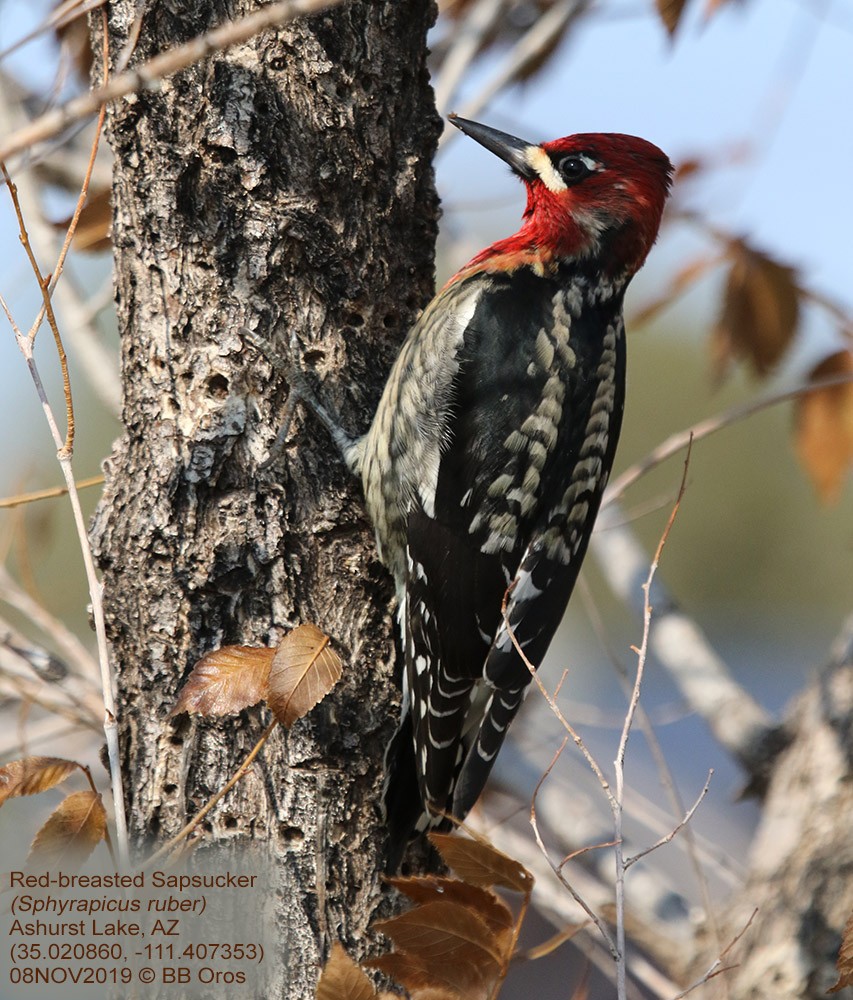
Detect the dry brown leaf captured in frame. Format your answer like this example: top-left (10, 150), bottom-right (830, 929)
top-left (673, 157), bottom-right (704, 183)
top-left (829, 909), bottom-right (853, 993)
top-left (316, 942), bottom-right (376, 1000)
top-left (0, 756), bottom-right (80, 806)
top-left (794, 350), bottom-right (853, 503)
top-left (712, 240), bottom-right (800, 380)
top-left (388, 875), bottom-right (514, 943)
top-left (656, 0), bottom-right (688, 35)
top-left (429, 832), bottom-right (534, 894)
top-left (170, 645), bottom-right (275, 718)
top-left (368, 948), bottom-right (495, 1000)
top-left (266, 623), bottom-right (342, 728)
top-left (62, 188), bottom-right (112, 252)
top-left (375, 899), bottom-right (503, 966)
top-left (27, 790), bottom-right (107, 870)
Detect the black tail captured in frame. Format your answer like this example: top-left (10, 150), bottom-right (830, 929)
top-left (381, 713), bottom-right (424, 872)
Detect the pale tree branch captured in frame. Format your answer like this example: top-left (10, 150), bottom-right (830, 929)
top-left (438, 0), bottom-right (592, 149)
top-left (433, 0), bottom-right (507, 116)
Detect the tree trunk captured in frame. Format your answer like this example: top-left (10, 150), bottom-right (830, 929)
top-left (91, 2), bottom-right (440, 995)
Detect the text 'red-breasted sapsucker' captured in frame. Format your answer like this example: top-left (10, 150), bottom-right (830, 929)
top-left (296, 116), bottom-right (672, 862)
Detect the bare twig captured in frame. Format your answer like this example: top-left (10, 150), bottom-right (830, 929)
top-left (0, 568), bottom-right (99, 686)
top-left (604, 371), bottom-right (853, 507)
top-left (579, 577), bottom-right (730, 960)
top-left (590, 505), bottom-right (780, 774)
top-left (0, 0), bottom-right (107, 63)
top-left (670, 908), bottom-right (758, 1000)
top-left (529, 737), bottom-right (619, 956)
top-left (0, 73), bottom-right (119, 411)
top-left (439, 0), bottom-right (592, 149)
top-left (433, 0), bottom-right (506, 116)
top-left (0, 0), bottom-right (346, 163)
top-left (2, 164), bottom-right (75, 453)
top-left (625, 770), bottom-right (713, 869)
top-left (0, 669), bottom-right (100, 731)
top-left (612, 440), bottom-right (692, 1000)
top-left (502, 597), bottom-right (614, 806)
top-left (0, 475), bottom-right (104, 510)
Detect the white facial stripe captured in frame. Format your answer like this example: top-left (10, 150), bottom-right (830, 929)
top-left (525, 146), bottom-right (567, 193)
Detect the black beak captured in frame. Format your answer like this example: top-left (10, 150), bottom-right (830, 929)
top-left (449, 115), bottom-right (538, 182)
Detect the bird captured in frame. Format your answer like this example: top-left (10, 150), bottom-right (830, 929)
top-left (293, 115), bottom-right (672, 864)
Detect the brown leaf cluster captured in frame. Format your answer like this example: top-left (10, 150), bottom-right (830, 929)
top-left (0, 756), bottom-right (108, 872)
top-left (318, 834), bottom-right (536, 1000)
top-left (170, 622), bottom-right (342, 728)
top-left (712, 239), bottom-right (800, 380)
top-left (794, 350), bottom-right (853, 503)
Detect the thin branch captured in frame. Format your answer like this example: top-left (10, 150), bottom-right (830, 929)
top-left (2, 163), bottom-right (75, 453)
top-left (0, 669), bottom-right (100, 731)
top-left (578, 577), bottom-right (732, 962)
top-left (0, 0), bottom-right (346, 164)
top-left (439, 0), bottom-right (592, 150)
top-left (670, 909), bottom-right (758, 1000)
top-left (612, 440), bottom-right (692, 1000)
top-left (502, 593), bottom-right (614, 807)
top-left (0, 79), bottom-right (120, 412)
top-left (529, 737), bottom-right (618, 957)
top-left (0, 10), bottom-right (129, 864)
top-left (0, 474), bottom-right (104, 509)
top-left (0, 0), bottom-right (107, 63)
top-left (0, 567), bottom-right (99, 686)
top-left (603, 371), bottom-right (853, 507)
top-left (590, 504), bottom-right (780, 774)
top-left (433, 0), bottom-right (506, 116)
top-left (625, 770), bottom-right (713, 869)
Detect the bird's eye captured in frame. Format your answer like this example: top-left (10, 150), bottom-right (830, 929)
top-left (557, 156), bottom-right (591, 183)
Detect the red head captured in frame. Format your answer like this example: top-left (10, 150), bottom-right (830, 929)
top-left (450, 115), bottom-right (673, 281)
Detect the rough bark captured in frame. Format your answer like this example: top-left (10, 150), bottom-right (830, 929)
top-left (90, 2), bottom-right (440, 996)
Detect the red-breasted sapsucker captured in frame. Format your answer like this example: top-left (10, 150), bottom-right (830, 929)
top-left (295, 116), bottom-right (672, 863)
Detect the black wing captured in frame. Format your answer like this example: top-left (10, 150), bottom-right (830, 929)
top-left (386, 265), bottom-right (627, 844)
